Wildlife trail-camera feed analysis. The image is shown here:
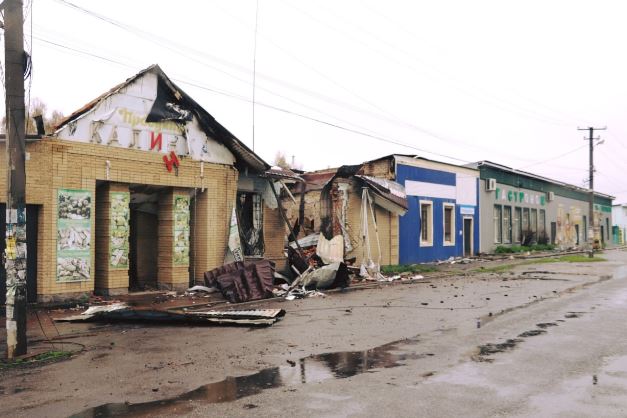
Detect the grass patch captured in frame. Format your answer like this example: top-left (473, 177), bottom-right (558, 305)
top-left (381, 264), bottom-right (438, 274)
top-left (474, 264), bottom-right (516, 273)
top-left (519, 255), bottom-right (605, 267)
top-left (523, 257), bottom-right (561, 264)
top-left (0, 350), bottom-right (72, 370)
top-left (558, 255), bottom-right (606, 263)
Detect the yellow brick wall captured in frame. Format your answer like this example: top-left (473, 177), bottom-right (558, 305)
top-left (0, 138), bottom-right (242, 300)
top-left (95, 182), bottom-right (130, 294)
top-left (283, 189), bottom-right (323, 237)
top-left (360, 158), bottom-right (395, 179)
top-left (279, 178), bottom-right (399, 267)
top-left (158, 187), bottom-right (189, 290)
top-left (263, 206), bottom-right (287, 271)
top-left (190, 168), bottom-right (238, 285)
top-left (344, 183), bottom-right (398, 266)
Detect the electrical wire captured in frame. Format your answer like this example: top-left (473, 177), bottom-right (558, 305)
top-left (49, 0), bottom-right (530, 161)
top-left (280, 0), bottom-right (575, 129)
top-left (30, 34), bottom-right (474, 164)
top-left (516, 144), bottom-right (588, 170)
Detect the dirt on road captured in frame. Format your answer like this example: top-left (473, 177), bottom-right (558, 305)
top-left (0, 250), bottom-right (624, 417)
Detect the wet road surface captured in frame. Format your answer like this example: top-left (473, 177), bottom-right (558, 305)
top-left (3, 250), bottom-right (627, 417)
top-left (184, 253), bottom-right (627, 417)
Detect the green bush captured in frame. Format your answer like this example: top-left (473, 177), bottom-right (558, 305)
top-left (529, 243), bottom-right (555, 251)
top-left (495, 243), bottom-right (556, 254)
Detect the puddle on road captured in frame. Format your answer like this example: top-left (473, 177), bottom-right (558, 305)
top-left (71, 337), bottom-right (427, 417)
top-left (536, 322), bottom-right (558, 329)
top-left (518, 329), bottom-right (547, 338)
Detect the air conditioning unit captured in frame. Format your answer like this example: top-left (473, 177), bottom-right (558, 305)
top-left (547, 191), bottom-right (555, 201)
top-left (486, 178), bottom-right (497, 191)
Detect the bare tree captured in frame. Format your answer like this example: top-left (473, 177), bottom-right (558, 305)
top-left (273, 151), bottom-right (302, 170)
top-left (274, 151), bottom-right (290, 169)
top-left (1, 97), bottom-right (64, 135)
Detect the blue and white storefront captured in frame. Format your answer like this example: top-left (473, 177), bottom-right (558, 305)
top-left (394, 156), bottom-right (480, 263)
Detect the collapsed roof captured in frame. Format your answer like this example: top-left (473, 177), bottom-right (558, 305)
top-left (54, 64), bottom-right (269, 173)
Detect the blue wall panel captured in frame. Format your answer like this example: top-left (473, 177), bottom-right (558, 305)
top-left (396, 163), bottom-right (479, 264)
top-left (396, 164), bottom-right (456, 187)
top-left (399, 196), bottom-right (463, 264)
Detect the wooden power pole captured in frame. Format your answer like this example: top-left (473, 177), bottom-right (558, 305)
top-left (578, 126), bottom-right (606, 259)
top-left (3, 0), bottom-right (28, 358)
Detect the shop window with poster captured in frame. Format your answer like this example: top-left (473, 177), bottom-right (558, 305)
top-left (237, 192), bottom-right (265, 257)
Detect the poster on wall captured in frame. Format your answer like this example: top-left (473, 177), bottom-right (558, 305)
top-left (110, 192), bottom-right (130, 268)
top-left (173, 195), bottom-right (190, 265)
top-left (57, 189), bottom-right (92, 282)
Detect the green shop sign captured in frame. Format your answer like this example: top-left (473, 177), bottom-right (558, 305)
top-left (495, 187), bottom-right (546, 206)
top-left (594, 204), bottom-right (612, 213)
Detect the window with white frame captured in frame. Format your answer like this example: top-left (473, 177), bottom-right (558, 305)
top-left (503, 206), bottom-right (512, 244)
top-left (530, 209), bottom-right (538, 237)
top-left (420, 200), bottom-right (433, 246)
top-left (494, 205), bottom-right (502, 243)
top-left (443, 203), bottom-right (455, 246)
top-left (513, 207), bottom-right (522, 243)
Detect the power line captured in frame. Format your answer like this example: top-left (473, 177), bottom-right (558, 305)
top-left (29, 32), bottom-right (399, 141)
top-left (43, 2), bottom-right (443, 143)
top-left (49, 0), bottom-right (543, 161)
top-left (516, 144), bottom-right (588, 170)
top-left (30, 34), bottom-right (472, 163)
top-left (359, 0), bottom-right (590, 129)
top-left (281, 0), bottom-right (576, 129)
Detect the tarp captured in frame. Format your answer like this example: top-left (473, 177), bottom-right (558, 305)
top-left (226, 207), bottom-right (244, 263)
top-left (300, 262), bottom-right (350, 290)
top-left (316, 233), bottom-right (344, 264)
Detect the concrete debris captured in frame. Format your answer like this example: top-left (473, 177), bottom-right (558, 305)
top-left (437, 257), bottom-right (474, 265)
top-left (185, 285), bottom-right (218, 296)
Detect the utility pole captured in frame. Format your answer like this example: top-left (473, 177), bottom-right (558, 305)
top-left (578, 126), bottom-right (606, 259)
top-left (3, 0), bottom-right (28, 358)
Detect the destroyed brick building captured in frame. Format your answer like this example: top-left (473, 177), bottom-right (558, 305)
top-left (0, 65), bottom-right (289, 303)
top-left (284, 154), bottom-right (480, 266)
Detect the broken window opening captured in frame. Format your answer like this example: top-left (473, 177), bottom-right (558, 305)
top-left (237, 192), bottom-right (265, 257)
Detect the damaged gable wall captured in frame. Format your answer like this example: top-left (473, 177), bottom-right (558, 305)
top-left (282, 174), bottom-right (399, 267)
top-left (55, 71), bottom-right (236, 166)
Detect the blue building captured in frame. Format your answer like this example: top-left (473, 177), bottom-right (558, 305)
top-left (364, 155), bottom-right (480, 264)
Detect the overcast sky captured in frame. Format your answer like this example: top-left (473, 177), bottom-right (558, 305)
top-left (7, 0), bottom-right (627, 203)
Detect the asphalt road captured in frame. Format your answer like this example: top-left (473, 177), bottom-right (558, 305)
top-left (194, 250), bottom-right (627, 418)
top-left (2, 249), bottom-right (626, 417)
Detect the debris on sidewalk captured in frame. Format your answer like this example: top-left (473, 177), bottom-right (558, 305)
top-left (185, 285), bottom-right (218, 297)
top-left (55, 303), bottom-right (286, 326)
top-left (203, 259), bottom-right (275, 303)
